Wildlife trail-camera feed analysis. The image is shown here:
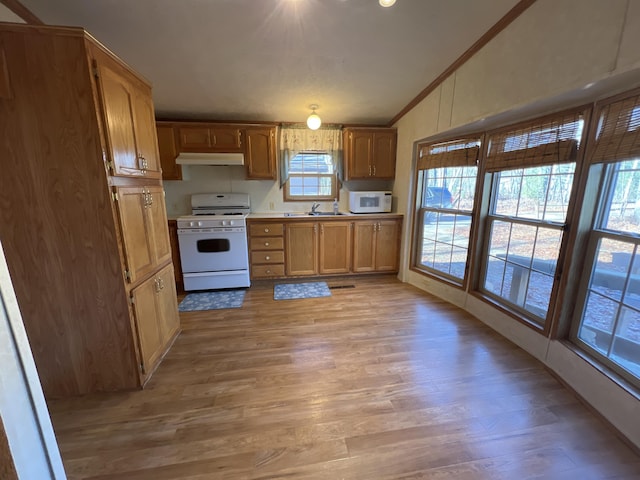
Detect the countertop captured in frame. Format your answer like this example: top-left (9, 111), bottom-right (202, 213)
top-left (247, 212), bottom-right (403, 219)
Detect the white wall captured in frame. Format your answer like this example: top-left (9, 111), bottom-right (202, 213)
top-left (393, 0), bottom-right (640, 446)
top-left (163, 165), bottom-right (392, 217)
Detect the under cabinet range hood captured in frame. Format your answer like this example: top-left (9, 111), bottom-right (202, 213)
top-left (175, 152), bottom-right (245, 166)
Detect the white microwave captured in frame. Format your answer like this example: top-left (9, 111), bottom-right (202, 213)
top-left (349, 191), bottom-right (392, 213)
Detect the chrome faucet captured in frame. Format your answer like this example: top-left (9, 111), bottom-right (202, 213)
top-left (311, 202), bottom-right (321, 214)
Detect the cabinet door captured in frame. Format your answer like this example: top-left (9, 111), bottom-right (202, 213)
top-left (285, 223), bottom-right (318, 276)
top-left (372, 131), bottom-right (397, 179)
top-left (131, 87), bottom-right (162, 178)
top-left (155, 264), bottom-right (180, 344)
top-left (178, 126), bottom-right (211, 150)
top-left (157, 125), bottom-right (181, 180)
top-left (375, 220), bottom-right (400, 272)
top-left (131, 274), bottom-right (164, 374)
top-left (116, 187), bottom-right (155, 284)
top-left (210, 125), bottom-right (243, 151)
top-left (167, 220), bottom-right (183, 287)
top-left (346, 130), bottom-right (373, 179)
top-left (319, 222), bottom-right (352, 274)
top-left (352, 221), bottom-right (377, 272)
top-left (98, 63), bottom-right (140, 176)
top-left (245, 126), bottom-right (277, 179)
top-left (146, 186), bottom-right (172, 267)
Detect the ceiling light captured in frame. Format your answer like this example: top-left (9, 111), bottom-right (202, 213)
top-left (379, 0), bottom-right (396, 7)
top-left (306, 104), bottom-right (321, 130)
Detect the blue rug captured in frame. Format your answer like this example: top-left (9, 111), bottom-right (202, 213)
top-left (274, 282), bottom-right (331, 300)
top-left (178, 290), bottom-right (246, 312)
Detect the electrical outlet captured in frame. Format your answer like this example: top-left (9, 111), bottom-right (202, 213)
top-left (269, 202), bottom-right (275, 210)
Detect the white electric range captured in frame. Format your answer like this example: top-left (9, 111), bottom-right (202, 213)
top-left (176, 193), bottom-right (251, 291)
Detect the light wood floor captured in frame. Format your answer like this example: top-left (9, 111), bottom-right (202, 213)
top-left (48, 276), bottom-right (640, 479)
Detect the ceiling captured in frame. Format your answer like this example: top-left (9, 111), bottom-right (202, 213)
top-left (18, 0), bottom-right (521, 125)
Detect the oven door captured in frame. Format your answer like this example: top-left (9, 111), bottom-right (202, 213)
top-left (178, 227), bottom-right (249, 273)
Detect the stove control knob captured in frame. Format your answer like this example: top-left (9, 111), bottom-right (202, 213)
top-left (229, 220), bottom-right (235, 226)
top-left (190, 221), bottom-right (196, 227)
top-left (197, 221), bottom-right (203, 227)
top-left (222, 220), bottom-right (227, 226)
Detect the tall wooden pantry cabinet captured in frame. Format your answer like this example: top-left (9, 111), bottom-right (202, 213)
top-left (0, 23), bottom-right (180, 398)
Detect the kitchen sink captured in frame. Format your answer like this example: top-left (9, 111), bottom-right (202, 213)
top-left (284, 212), bottom-right (346, 217)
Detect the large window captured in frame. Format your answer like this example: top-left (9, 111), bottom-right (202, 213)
top-left (414, 138), bottom-right (479, 283)
top-left (285, 152), bottom-right (337, 200)
top-left (480, 112), bottom-right (585, 326)
top-left (572, 91), bottom-right (640, 386)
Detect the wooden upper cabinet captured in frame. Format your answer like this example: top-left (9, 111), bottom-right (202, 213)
top-left (344, 128), bottom-right (397, 180)
top-left (372, 130), bottom-right (397, 179)
top-left (178, 124), bottom-right (243, 152)
top-left (95, 60), bottom-right (161, 179)
top-left (245, 126), bottom-right (277, 180)
top-left (131, 86), bottom-right (162, 177)
top-left (156, 124), bottom-right (181, 180)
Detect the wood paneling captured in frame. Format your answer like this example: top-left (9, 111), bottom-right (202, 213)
top-left (389, 0), bottom-right (538, 126)
top-left (47, 276), bottom-right (640, 479)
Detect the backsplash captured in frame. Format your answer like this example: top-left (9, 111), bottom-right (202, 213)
top-left (162, 165), bottom-right (393, 217)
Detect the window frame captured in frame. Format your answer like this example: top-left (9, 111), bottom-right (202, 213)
top-left (570, 159), bottom-right (640, 389)
top-left (283, 150), bottom-right (338, 202)
top-left (411, 136), bottom-right (482, 288)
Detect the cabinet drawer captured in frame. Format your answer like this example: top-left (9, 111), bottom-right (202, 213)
top-left (252, 264), bottom-right (285, 278)
top-left (251, 250), bottom-right (284, 265)
top-left (249, 223), bottom-right (284, 237)
top-left (250, 236), bottom-right (283, 251)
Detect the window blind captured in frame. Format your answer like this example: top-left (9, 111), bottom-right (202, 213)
top-left (485, 110), bottom-right (585, 171)
top-left (417, 137), bottom-right (481, 170)
top-left (590, 90), bottom-right (640, 164)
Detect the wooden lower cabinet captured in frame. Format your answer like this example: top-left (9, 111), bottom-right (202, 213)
top-left (286, 223), bottom-right (318, 276)
top-left (353, 219), bottom-right (400, 272)
top-left (319, 221), bottom-right (352, 274)
top-left (131, 263), bottom-right (180, 376)
top-left (249, 222), bottom-right (285, 279)
top-left (248, 216), bottom-right (401, 279)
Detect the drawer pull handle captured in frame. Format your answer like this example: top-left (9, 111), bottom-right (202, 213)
top-left (266, 269), bottom-right (271, 274)
top-left (264, 228), bottom-right (269, 233)
top-left (265, 242), bottom-right (270, 246)
top-left (265, 256), bottom-right (270, 260)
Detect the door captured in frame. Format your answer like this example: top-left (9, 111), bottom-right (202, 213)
top-left (245, 127), bottom-right (276, 179)
top-left (372, 131), bottom-right (397, 179)
top-left (155, 264), bottom-right (180, 343)
top-left (97, 62), bottom-right (140, 176)
top-left (319, 222), bottom-right (352, 274)
top-left (352, 221), bottom-right (376, 272)
top-left (347, 130), bottom-right (373, 179)
top-left (115, 186), bottom-right (155, 283)
top-left (131, 86), bottom-right (162, 178)
top-left (146, 186), bottom-right (172, 267)
top-left (131, 274), bottom-right (163, 374)
top-left (210, 125), bottom-right (243, 151)
top-left (375, 220), bottom-right (400, 271)
top-left (285, 223), bottom-right (318, 276)
top-left (178, 228), bottom-right (249, 273)
top-left (157, 125), bottom-right (181, 180)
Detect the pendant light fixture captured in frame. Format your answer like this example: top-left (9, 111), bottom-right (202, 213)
top-left (306, 104), bottom-right (322, 130)
top-left (379, 0), bottom-right (396, 6)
